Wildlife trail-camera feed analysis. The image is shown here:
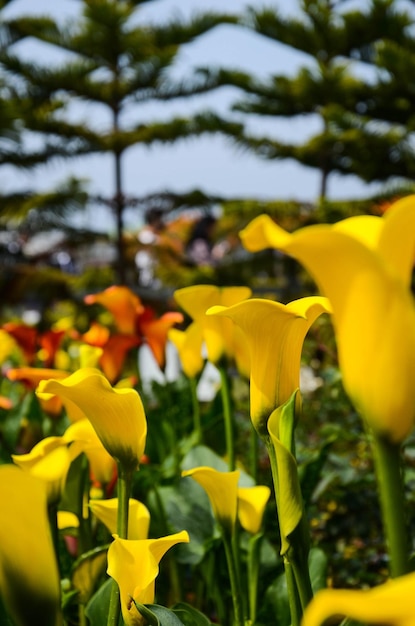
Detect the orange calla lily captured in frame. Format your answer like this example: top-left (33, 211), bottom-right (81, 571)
top-left (84, 285), bottom-right (144, 335)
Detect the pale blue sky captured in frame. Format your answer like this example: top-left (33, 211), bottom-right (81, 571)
top-left (3, 0), bottom-right (384, 232)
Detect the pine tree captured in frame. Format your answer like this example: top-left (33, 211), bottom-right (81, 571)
top-left (2, 0), bottom-right (242, 283)
top-left (197, 0), bottom-right (414, 201)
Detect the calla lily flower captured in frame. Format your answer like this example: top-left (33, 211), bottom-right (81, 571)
top-left (182, 466), bottom-right (240, 532)
top-left (169, 324), bottom-right (205, 379)
top-left (78, 322), bottom-right (141, 383)
top-left (0, 328), bottom-right (20, 364)
top-left (84, 285), bottom-right (144, 335)
top-left (6, 367), bottom-right (70, 417)
top-left (0, 466), bottom-right (62, 626)
top-left (207, 297), bottom-right (330, 436)
top-left (36, 368), bottom-right (147, 471)
top-left (2, 322), bottom-right (37, 363)
top-left (12, 436), bottom-right (75, 504)
top-left (137, 308), bottom-right (184, 370)
top-left (174, 285), bottom-right (252, 367)
top-left (63, 419), bottom-right (117, 485)
top-left (89, 498), bottom-right (150, 539)
top-left (237, 485), bottom-right (271, 535)
top-left (302, 571), bottom-right (415, 626)
top-left (107, 531), bottom-right (190, 626)
top-left (240, 197), bottom-right (415, 442)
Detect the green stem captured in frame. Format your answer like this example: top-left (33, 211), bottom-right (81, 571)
top-left (106, 463), bottom-right (133, 626)
top-left (152, 484), bottom-right (182, 603)
top-left (189, 376), bottom-right (202, 443)
top-left (221, 529), bottom-right (245, 626)
top-left (265, 437), bottom-right (304, 626)
top-left (249, 422), bottom-right (259, 483)
top-left (219, 365), bottom-right (235, 471)
top-left (371, 433), bottom-right (410, 578)
top-left (247, 533), bottom-right (262, 623)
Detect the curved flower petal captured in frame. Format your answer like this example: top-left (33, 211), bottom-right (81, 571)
top-left (37, 368), bottom-right (147, 470)
top-left (0, 466), bottom-right (61, 626)
top-left (237, 485), bottom-right (271, 535)
top-left (12, 437), bottom-right (74, 504)
top-left (84, 286), bottom-right (144, 335)
top-left (107, 531), bottom-right (189, 626)
top-left (174, 285), bottom-right (251, 364)
top-left (138, 310), bottom-right (184, 370)
top-left (182, 466), bottom-right (240, 532)
top-left (240, 205), bottom-right (415, 442)
top-left (169, 323), bottom-right (205, 379)
top-left (302, 572), bottom-right (415, 626)
top-left (64, 419), bottom-right (116, 485)
top-left (90, 498), bottom-right (150, 540)
top-left (207, 297), bottom-right (329, 435)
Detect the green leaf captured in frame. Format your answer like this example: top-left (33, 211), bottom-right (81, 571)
top-left (136, 604), bottom-right (186, 626)
top-left (309, 547), bottom-right (328, 594)
top-left (85, 578), bottom-right (123, 626)
top-left (172, 602), bottom-right (213, 626)
top-left (268, 393), bottom-right (303, 555)
top-left (181, 444), bottom-right (254, 485)
top-left (259, 571), bottom-right (291, 626)
top-left (153, 479), bottom-right (215, 565)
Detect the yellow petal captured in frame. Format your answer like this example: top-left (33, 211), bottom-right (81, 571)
top-left (37, 368), bottom-right (147, 470)
top-left (12, 437), bottom-right (74, 504)
top-left (0, 466), bottom-right (61, 626)
top-left (302, 572), bottom-right (415, 626)
top-left (64, 419), bottom-right (116, 485)
top-left (182, 466), bottom-right (239, 531)
top-left (207, 297), bottom-right (329, 435)
top-left (174, 285), bottom-right (251, 364)
top-left (237, 485), bottom-right (271, 535)
top-left (89, 498), bottom-right (150, 539)
top-left (241, 208), bottom-right (415, 442)
top-left (57, 511), bottom-right (79, 530)
top-left (169, 323), bottom-right (205, 379)
top-left (107, 531), bottom-right (189, 626)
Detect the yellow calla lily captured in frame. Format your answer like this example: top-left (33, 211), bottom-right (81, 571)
top-left (89, 498), bottom-right (150, 540)
top-left (302, 571), bottom-right (415, 626)
top-left (57, 511), bottom-right (80, 530)
top-left (107, 531), bottom-right (189, 626)
top-left (63, 419), bottom-right (117, 485)
top-left (0, 466), bottom-right (62, 626)
top-left (207, 297), bottom-right (330, 436)
top-left (174, 285), bottom-right (251, 366)
top-left (237, 485), bottom-right (271, 535)
top-left (182, 466), bottom-right (240, 532)
top-left (240, 197), bottom-right (415, 442)
top-left (168, 323), bottom-right (205, 379)
top-left (12, 436), bottom-right (74, 505)
top-left (36, 368), bottom-right (147, 471)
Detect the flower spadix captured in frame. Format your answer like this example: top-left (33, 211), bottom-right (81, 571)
top-left (36, 368), bottom-right (147, 471)
top-left (107, 531), bottom-right (189, 626)
top-left (302, 571), bottom-right (415, 626)
top-left (240, 196), bottom-right (415, 442)
top-left (207, 297), bottom-right (330, 436)
top-left (0, 466), bottom-right (61, 626)
top-left (182, 466), bottom-right (240, 532)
